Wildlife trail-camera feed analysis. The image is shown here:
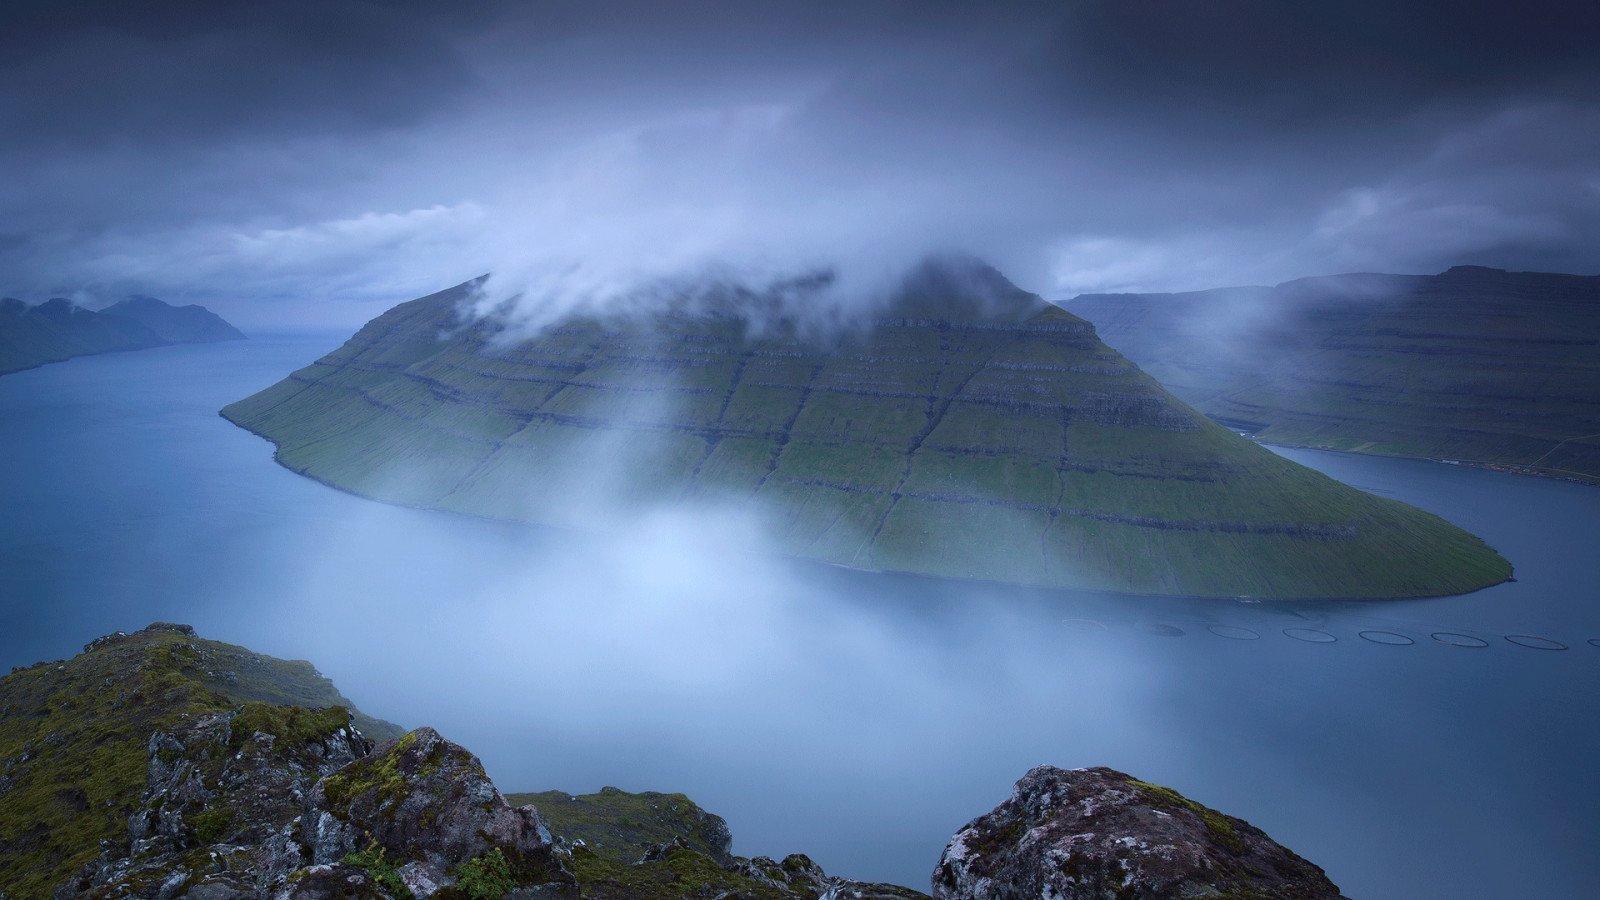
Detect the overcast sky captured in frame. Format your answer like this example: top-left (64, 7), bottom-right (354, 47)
top-left (3, 0), bottom-right (1597, 327)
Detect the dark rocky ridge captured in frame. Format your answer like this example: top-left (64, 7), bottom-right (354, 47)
top-left (222, 260), bottom-right (1509, 598)
top-left (0, 624), bottom-right (1341, 899)
top-left (0, 296), bottom-right (242, 376)
top-left (1070, 265), bottom-right (1600, 483)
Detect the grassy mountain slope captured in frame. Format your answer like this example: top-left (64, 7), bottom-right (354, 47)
top-left (223, 264), bottom-right (1510, 599)
top-left (507, 787), bottom-right (736, 865)
top-left (1070, 266), bottom-right (1600, 483)
top-left (0, 623), bottom-right (401, 897)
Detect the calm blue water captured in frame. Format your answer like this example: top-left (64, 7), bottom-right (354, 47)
top-left (2, 335), bottom-right (1596, 898)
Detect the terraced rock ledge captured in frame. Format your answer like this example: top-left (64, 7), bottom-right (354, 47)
top-left (222, 261), bottom-right (1510, 598)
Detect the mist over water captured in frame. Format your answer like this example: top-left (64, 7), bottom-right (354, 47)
top-left (3, 336), bottom-right (1598, 898)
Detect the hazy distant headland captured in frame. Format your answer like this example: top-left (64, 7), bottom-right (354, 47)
top-left (0, 295), bottom-right (243, 375)
top-left (221, 259), bottom-right (1510, 599)
top-left (1071, 266), bottom-right (1600, 484)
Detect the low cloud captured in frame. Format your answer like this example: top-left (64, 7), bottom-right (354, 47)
top-left (2, 2), bottom-right (1597, 327)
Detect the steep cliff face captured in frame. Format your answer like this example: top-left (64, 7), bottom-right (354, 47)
top-left (0, 624), bottom-right (402, 898)
top-left (933, 766), bottom-right (1344, 900)
top-left (222, 262), bottom-right (1510, 598)
top-left (1071, 266), bottom-right (1600, 483)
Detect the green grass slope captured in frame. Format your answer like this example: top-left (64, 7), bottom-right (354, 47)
top-left (0, 623), bottom-right (400, 897)
top-left (505, 787), bottom-right (926, 899)
top-left (506, 787), bottom-right (735, 864)
top-left (1071, 266), bottom-right (1600, 483)
top-left (222, 263), bottom-right (1511, 599)
top-left (101, 295), bottom-right (245, 343)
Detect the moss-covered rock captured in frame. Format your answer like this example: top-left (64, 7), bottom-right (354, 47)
top-left (932, 766), bottom-right (1344, 899)
top-left (306, 727), bottom-right (573, 897)
top-left (66, 702), bottom-right (371, 897)
top-left (0, 623), bottom-right (400, 898)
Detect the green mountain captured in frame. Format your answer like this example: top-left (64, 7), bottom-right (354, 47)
top-left (0, 295), bottom-right (242, 376)
top-left (506, 787), bottom-right (737, 866)
top-left (1070, 266), bottom-right (1600, 483)
top-left (222, 262), bottom-right (1510, 599)
top-left (101, 295), bottom-right (246, 344)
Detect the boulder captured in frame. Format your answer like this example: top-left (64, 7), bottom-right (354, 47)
top-left (932, 766), bottom-right (1343, 899)
top-left (306, 727), bottom-right (573, 896)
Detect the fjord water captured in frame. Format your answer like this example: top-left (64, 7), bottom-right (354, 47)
top-left (3, 336), bottom-right (1596, 898)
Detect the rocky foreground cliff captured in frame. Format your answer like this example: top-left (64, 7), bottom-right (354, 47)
top-left (0, 624), bottom-right (1343, 899)
top-left (221, 261), bottom-right (1508, 599)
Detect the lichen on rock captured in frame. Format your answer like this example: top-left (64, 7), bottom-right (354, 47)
top-left (931, 766), bottom-right (1344, 900)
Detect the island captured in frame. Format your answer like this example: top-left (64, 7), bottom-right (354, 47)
top-left (222, 261), bottom-right (1509, 599)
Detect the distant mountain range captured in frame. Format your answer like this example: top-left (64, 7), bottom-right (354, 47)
top-left (0, 294), bottom-right (243, 375)
top-left (1070, 266), bottom-right (1600, 483)
top-left (222, 260), bottom-right (1509, 599)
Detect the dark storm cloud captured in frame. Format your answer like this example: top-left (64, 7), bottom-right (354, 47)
top-left (0, 1), bottom-right (1595, 326)
top-left (1041, 1), bottom-right (1600, 124)
top-left (0, 1), bottom-right (496, 148)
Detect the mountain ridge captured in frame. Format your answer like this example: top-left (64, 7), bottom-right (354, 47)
top-left (0, 295), bottom-right (243, 376)
top-left (1069, 265), bottom-right (1600, 482)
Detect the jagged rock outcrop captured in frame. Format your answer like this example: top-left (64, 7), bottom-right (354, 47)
top-left (221, 259), bottom-right (1510, 599)
top-left (932, 766), bottom-right (1343, 900)
top-left (100, 296), bottom-right (245, 344)
top-left (0, 624), bottom-right (405, 898)
top-left (303, 727), bottom-right (571, 897)
top-left (64, 717), bottom-right (575, 899)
